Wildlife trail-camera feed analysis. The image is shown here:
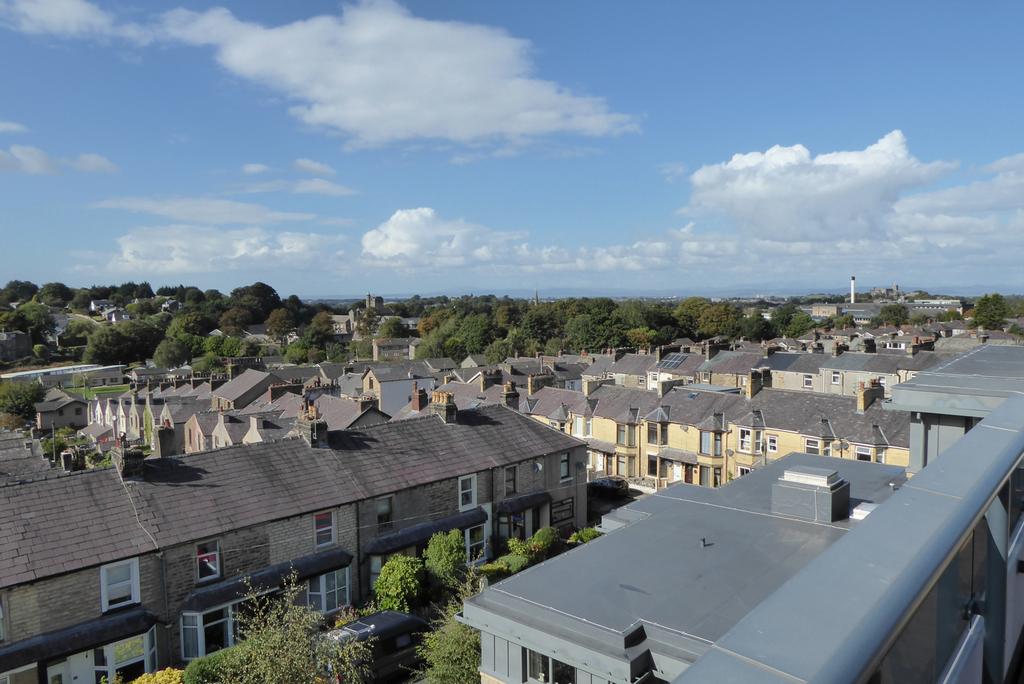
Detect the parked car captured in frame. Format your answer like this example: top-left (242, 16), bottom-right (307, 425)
top-left (326, 610), bottom-right (429, 682)
top-left (587, 475), bottom-right (630, 497)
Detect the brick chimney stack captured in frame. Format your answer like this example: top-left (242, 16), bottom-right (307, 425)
top-left (856, 379), bottom-right (884, 413)
top-left (296, 399), bottom-right (329, 447)
top-left (428, 390), bottom-right (458, 424)
top-left (410, 382), bottom-right (428, 412)
top-left (501, 381), bottom-right (520, 410)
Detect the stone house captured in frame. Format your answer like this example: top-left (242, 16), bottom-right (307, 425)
top-left (0, 399), bottom-right (584, 682)
top-left (33, 389), bottom-right (88, 431)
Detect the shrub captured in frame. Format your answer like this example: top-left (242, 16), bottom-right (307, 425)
top-left (506, 537), bottom-right (538, 560)
top-left (496, 554), bottom-right (531, 574)
top-left (569, 527), bottom-right (603, 544)
top-left (130, 669), bottom-right (184, 684)
top-left (424, 529), bottom-right (467, 589)
top-left (374, 555), bottom-right (425, 612)
top-left (530, 527), bottom-right (560, 555)
top-left (182, 645), bottom-right (241, 684)
top-left (479, 562), bottom-right (510, 581)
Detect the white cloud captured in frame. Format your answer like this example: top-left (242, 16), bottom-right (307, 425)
top-left (0, 0), bottom-right (150, 42)
top-left (292, 158), bottom-right (335, 176)
top-left (0, 144), bottom-right (56, 174)
top-left (242, 162), bottom-right (269, 175)
top-left (66, 152), bottom-right (117, 172)
top-left (362, 207), bottom-right (522, 266)
top-left (159, 1), bottom-right (635, 146)
top-left (94, 196), bottom-right (315, 224)
top-left (98, 224), bottom-right (343, 275)
top-left (0, 120), bottom-right (27, 133)
top-left (658, 161), bottom-right (687, 183)
top-left (684, 130), bottom-right (955, 240)
top-left (292, 178), bottom-right (356, 197)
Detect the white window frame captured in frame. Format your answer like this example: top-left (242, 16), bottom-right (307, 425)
top-left (831, 371), bottom-right (841, 385)
top-left (584, 418), bottom-right (592, 437)
top-left (314, 510), bottom-right (335, 548)
top-left (767, 435), bottom-right (778, 453)
top-left (458, 474), bottom-right (477, 511)
top-left (465, 524), bottom-right (486, 562)
top-left (100, 558), bottom-right (141, 612)
top-left (307, 567), bottom-right (350, 614)
top-left (93, 628), bottom-right (155, 682)
top-left (802, 374), bottom-right (814, 389)
top-left (195, 540), bottom-right (221, 582)
top-left (181, 601), bottom-right (243, 661)
top-left (877, 447), bottom-right (887, 464)
top-left (737, 466), bottom-right (751, 477)
top-left (739, 428), bottom-right (753, 453)
top-left (805, 438), bottom-right (820, 455)
top-left (855, 445), bottom-right (872, 461)
top-left (0, 597), bottom-right (5, 643)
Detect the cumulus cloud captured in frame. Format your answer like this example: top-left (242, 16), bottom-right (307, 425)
top-left (362, 207), bottom-right (523, 267)
top-left (0, 120), bottom-right (27, 133)
top-left (99, 224), bottom-right (343, 275)
top-left (0, 144), bottom-right (56, 174)
top-left (241, 162), bottom-right (269, 175)
top-left (293, 178), bottom-right (356, 197)
top-left (159, 1), bottom-right (635, 146)
top-left (94, 196), bottom-right (315, 224)
top-left (0, 0), bottom-right (150, 42)
top-left (684, 130), bottom-right (954, 240)
top-left (66, 152), bottom-right (117, 172)
top-left (293, 158), bottom-right (335, 176)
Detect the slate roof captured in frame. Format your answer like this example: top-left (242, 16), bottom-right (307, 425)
top-left (607, 353), bottom-right (658, 377)
top-left (315, 395), bottom-right (385, 430)
top-left (368, 361), bottom-right (434, 382)
top-left (582, 356), bottom-right (616, 377)
top-left (269, 366), bottom-right (320, 383)
top-left (212, 369), bottom-right (278, 402)
top-left (748, 389), bottom-right (908, 447)
top-left (523, 385), bottom-right (661, 425)
top-left (0, 405), bottom-right (581, 590)
top-left (698, 351), bottom-right (769, 375)
top-left (652, 353), bottom-right (704, 377)
top-left (422, 358), bottom-right (457, 372)
top-left (0, 433), bottom-right (49, 482)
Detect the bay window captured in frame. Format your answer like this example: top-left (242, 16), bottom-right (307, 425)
top-left (739, 428), bottom-right (753, 453)
top-left (308, 568), bottom-right (350, 614)
top-left (182, 603), bottom-right (242, 660)
top-left (94, 628), bottom-right (156, 682)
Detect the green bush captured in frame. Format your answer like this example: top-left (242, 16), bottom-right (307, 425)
top-left (424, 529), bottom-right (467, 589)
top-left (530, 527), bottom-right (560, 554)
top-left (569, 527), bottom-right (603, 544)
top-left (374, 555), bottom-right (425, 612)
top-left (479, 562), bottom-right (510, 581)
top-left (182, 645), bottom-right (241, 684)
top-left (496, 554), bottom-right (531, 574)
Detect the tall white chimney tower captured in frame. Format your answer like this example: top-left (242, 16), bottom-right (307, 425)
top-left (850, 275), bottom-right (856, 304)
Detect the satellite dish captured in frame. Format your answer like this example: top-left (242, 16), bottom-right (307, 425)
top-left (726, 448), bottom-right (735, 457)
top-left (533, 461), bottom-right (543, 473)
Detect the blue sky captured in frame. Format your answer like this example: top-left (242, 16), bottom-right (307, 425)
top-left (1, 0), bottom-right (1023, 297)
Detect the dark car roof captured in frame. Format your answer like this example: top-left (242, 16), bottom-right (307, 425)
top-left (341, 611), bottom-right (429, 642)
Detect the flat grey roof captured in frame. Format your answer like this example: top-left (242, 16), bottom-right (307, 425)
top-left (887, 345), bottom-right (1024, 417)
top-left (463, 454), bottom-right (905, 679)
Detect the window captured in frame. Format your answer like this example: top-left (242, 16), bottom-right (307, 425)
top-left (700, 431), bottom-right (712, 455)
top-left (713, 467), bottom-right (721, 487)
top-left (465, 525), bottom-right (485, 561)
top-left (737, 466), bottom-right (751, 477)
top-left (376, 497), bottom-right (394, 532)
top-left (584, 418), bottom-right (592, 437)
top-left (855, 445), bottom-right (872, 461)
top-left (659, 423), bottom-right (668, 446)
top-left (182, 603), bottom-right (244, 659)
top-left (308, 568), bottom-right (350, 614)
top-left (314, 511), bottom-right (335, 548)
top-left (878, 376), bottom-right (887, 387)
top-left (767, 435), bottom-right (778, 453)
top-left (805, 438), bottom-right (820, 455)
top-left (803, 374), bottom-right (813, 389)
top-left (559, 453), bottom-right (571, 481)
top-left (527, 649), bottom-right (576, 684)
top-left (459, 475), bottom-right (476, 510)
top-left (93, 629), bottom-right (155, 683)
top-left (739, 428), bottom-right (753, 453)
top-left (196, 540), bottom-right (220, 582)
top-left (877, 447), bottom-right (887, 464)
top-left (647, 423), bottom-right (658, 445)
top-left (831, 371), bottom-right (841, 385)
top-left (101, 558), bottom-right (140, 611)
top-left (572, 417), bottom-right (583, 436)
top-left (648, 455), bottom-right (658, 477)
top-left (504, 465), bottom-right (517, 495)
top-left (822, 440), bottom-right (833, 457)
top-left (616, 423), bottom-right (636, 447)
top-left (699, 465), bottom-right (710, 487)
top-left (551, 498), bottom-right (574, 525)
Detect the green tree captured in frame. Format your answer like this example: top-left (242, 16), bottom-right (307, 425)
top-left (697, 302), bottom-right (742, 338)
top-left (564, 314), bottom-right (603, 353)
top-left (673, 297), bottom-right (710, 339)
top-left (769, 303), bottom-right (800, 334)
top-left (879, 304), bottom-right (910, 326)
top-left (153, 339), bottom-right (191, 368)
top-left (973, 293), bottom-right (1010, 330)
top-left (739, 313), bottom-right (774, 341)
top-left (302, 311), bottom-right (336, 349)
top-left (377, 316), bottom-right (409, 339)
top-left (195, 576), bottom-right (372, 684)
top-left (625, 326), bottom-right (658, 349)
top-left (417, 569), bottom-right (483, 684)
top-left (0, 279), bottom-right (38, 305)
top-left (424, 530), bottom-right (467, 591)
top-left (38, 282), bottom-right (73, 307)
top-left (229, 282), bottom-right (282, 321)
top-left (784, 312), bottom-right (817, 338)
top-left (83, 326), bottom-right (130, 365)
top-left (457, 314), bottom-right (494, 353)
top-left (69, 289), bottom-right (93, 313)
top-left (191, 352), bottom-right (224, 375)
top-left (939, 309), bottom-right (964, 322)
top-left (166, 312), bottom-right (212, 340)
top-left (909, 313), bottom-right (931, 326)
top-left (218, 307), bottom-right (252, 336)
top-left (374, 555), bottom-right (424, 612)
top-left (831, 314), bottom-right (856, 330)
top-left (0, 381), bottom-right (44, 421)
top-left (59, 318), bottom-right (96, 347)
top-left (284, 341), bottom-right (310, 365)
top-left (264, 308), bottom-right (294, 343)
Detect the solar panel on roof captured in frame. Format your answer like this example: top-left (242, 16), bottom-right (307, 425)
top-left (658, 353), bottom-right (686, 369)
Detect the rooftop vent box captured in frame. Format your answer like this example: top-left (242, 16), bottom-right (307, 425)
top-left (850, 502), bottom-right (878, 521)
top-left (772, 466), bottom-right (850, 523)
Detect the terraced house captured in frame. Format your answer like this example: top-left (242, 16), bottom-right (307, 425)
top-left (767, 350), bottom-right (953, 397)
top-left (0, 395), bottom-right (586, 683)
